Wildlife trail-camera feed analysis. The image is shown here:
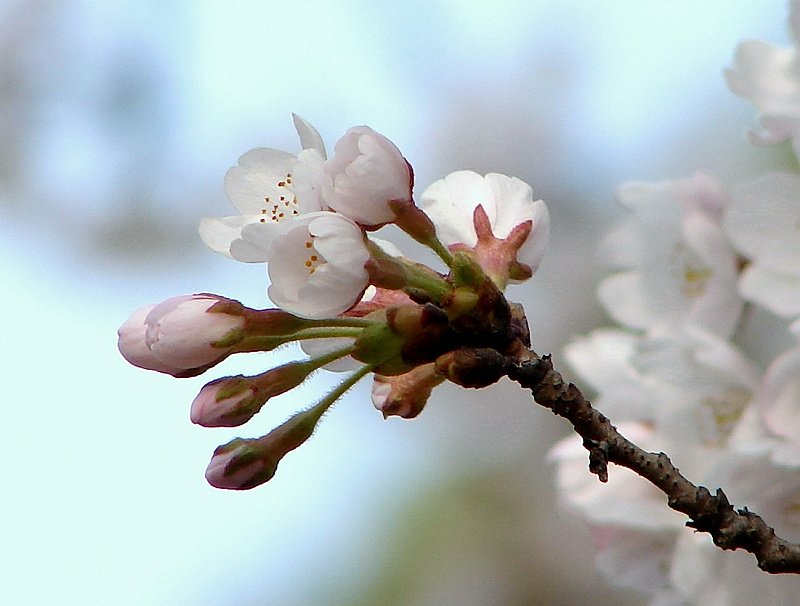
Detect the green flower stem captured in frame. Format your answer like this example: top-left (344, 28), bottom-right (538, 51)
top-left (427, 238), bottom-right (454, 268)
top-left (308, 363), bottom-right (375, 419)
top-left (234, 326), bottom-right (366, 353)
top-left (367, 241), bottom-right (451, 301)
top-left (304, 343), bottom-right (356, 371)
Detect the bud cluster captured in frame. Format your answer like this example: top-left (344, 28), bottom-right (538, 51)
top-left (118, 115), bottom-right (550, 489)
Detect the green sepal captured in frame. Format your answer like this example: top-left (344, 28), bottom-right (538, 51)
top-left (351, 322), bottom-right (406, 365)
top-left (450, 251), bottom-right (487, 288)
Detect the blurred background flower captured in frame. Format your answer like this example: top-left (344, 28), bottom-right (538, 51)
top-left (0, 1), bottom-right (793, 604)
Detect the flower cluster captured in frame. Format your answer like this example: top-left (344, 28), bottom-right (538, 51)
top-left (550, 2), bottom-right (800, 603)
top-left (119, 115), bottom-right (549, 490)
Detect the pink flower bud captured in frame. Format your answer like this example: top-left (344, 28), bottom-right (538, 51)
top-left (205, 438), bottom-right (278, 490)
top-left (190, 362), bottom-right (313, 427)
top-left (118, 294), bottom-right (246, 377)
top-left (144, 294), bottom-right (245, 369)
top-left (322, 126), bottom-right (412, 227)
top-left (117, 304), bottom-right (186, 375)
top-left (371, 363), bottom-right (444, 419)
top-left (205, 404), bottom-right (323, 490)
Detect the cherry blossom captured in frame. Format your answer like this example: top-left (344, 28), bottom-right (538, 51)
top-left (199, 114), bottom-right (327, 262)
top-left (265, 211), bottom-right (371, 319)
top-left (419, 170), bottom-right (550, 286)
top-left (746, 331), bottom-right (800, 466)
top-left (597, 173), bottom-right (743, 338)
top-left (725, 172), bottom-right (800, 319)
top-left (725, 0), bottom-right (800, 157)
top-left (321, 125), bottom-right (412, 227)
top-left (667, 454), bottom-right (800, 606)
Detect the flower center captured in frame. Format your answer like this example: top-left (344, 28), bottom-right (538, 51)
top-left (303, 240), bottom-right (323, 274)
top-left (699, 387), bottom-right (750, 446)
top-left (671, 243), bottom-right (713, 298)
top-left (259, 172), bottom-right (300, 223)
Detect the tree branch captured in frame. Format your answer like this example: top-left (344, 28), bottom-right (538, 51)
top-left (505, 350), bottom-right (800, 575)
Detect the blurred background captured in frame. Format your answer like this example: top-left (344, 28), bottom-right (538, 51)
top-left (0, 1), bottom-right (794, 604)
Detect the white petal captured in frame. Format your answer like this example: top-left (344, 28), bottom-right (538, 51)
top-left (419, 170), bottom-right (491, 247)
top-left (597, 271), bottom-right (656, 330)
top-left (266, 212), bottom-right (370, 318)
top-left (725, 40), bottom-right (800, 116)
top-left (514, 198), bottom-right (550, 274)
top-left (726, 173), bottom-right (800, 277)
top-left (597, 222), bottom-right (641, 269)
top-left (198, 215), bottom-right (258, 258)
top-left (291, 113), bottom-right (327, 159)
top-left (755, 345), bottom-right (800, 452)
top-left (224, 147), bottom-right (297, 216)
top-left (739, 264), bottom-right (800, 317)
top-left (230, 221), bottom-right (280, 263)
top-left (482, 172), bottom-right (536, 238)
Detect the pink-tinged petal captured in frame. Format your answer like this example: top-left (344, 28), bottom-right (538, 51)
top-left (292, 148), bottom-right (327, 211)
top-left (564, 329), bottom-right (658, 421)
top-left (144, 294), bottom-right (244, 369)
top-left (117, 304), bottom-right (185, 375)
top-left (739, 265), bottom-right (800, 317)
top-left (602, 174), bottom-right (741, 337)
top-left (322, 126), bottom-right (411, 226)
top-left (725, 40), bottom-right (800, 115)
top-left (748, 114), bottom-right (800, 146)
top-left (597, 223), bottom-right (641, 269)
top-left (231, 221), bottom-right (282, 263)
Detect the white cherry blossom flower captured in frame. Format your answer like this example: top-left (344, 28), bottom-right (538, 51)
top-left (725, 0), bottom-right (800, 157)
top-left (597, 173), bottom-right (743, 338)
top-left (550, 422), bottom-right (689, 532)
top-left (592, 526), bottom-right (685, 605)
top-left (564, 325), bottom-right (758, 445)
top-left (265, 211), bottom-right (371, 319)
top-left (321, 125), bottom-right (413, 227)
top-left (668, 454), bottom-right (800, 606)
top-left (199, 114), bottom-right (327, 261)
top-left (725, 172), bottom-right (800, 319)
top-left (748, 339), bottom-right (800, 466)
top-left (419, 170), bottom-right (550, 284)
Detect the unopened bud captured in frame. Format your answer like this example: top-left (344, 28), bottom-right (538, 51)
top-left (118, 294), bottom-right (246, 377)
top-left (191, 361), bottom-right (313, 427)
top-left (205, 404), bottom-right (324, 490)
top-left (434, 347), bottom-right (508, 389)
top-left (371, 363), bottom-right (444, 419)
top-left (388, 198), bottom-right (440, 247)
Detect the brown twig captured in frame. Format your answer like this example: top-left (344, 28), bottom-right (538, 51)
top-left (505, 350), bottom-right (800, 575)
